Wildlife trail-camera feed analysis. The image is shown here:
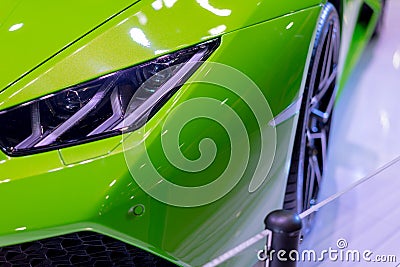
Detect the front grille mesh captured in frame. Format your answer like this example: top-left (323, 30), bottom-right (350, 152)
top-left (0, 232), bottom-right (177, 267)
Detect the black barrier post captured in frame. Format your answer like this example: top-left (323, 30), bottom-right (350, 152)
top-left (263, 210), bottom-right (302, 267)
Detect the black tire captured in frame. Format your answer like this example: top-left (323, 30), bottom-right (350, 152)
top-left (284, 3), bottom-right (341, 234)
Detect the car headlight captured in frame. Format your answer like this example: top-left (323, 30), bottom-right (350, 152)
top-left (0, 38), bottom-right (220, 156)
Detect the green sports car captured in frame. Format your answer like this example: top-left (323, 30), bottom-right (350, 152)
top-left (0, 0), bottom-right (384, 266)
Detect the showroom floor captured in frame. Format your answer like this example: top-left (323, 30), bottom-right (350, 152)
top-left (300, 0), bottom-right (400, 266)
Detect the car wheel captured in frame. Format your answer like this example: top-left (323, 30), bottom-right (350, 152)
top-left (283, 2), bottom-right (340, 234)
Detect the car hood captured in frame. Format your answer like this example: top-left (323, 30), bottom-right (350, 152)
top-left (0, 0), bottom-right (139, 92)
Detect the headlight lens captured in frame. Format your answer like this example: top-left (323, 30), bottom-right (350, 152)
top-left (0, 38), bottom-right (220, 156)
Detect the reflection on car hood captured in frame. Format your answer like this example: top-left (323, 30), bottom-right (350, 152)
top-left (0, 0), bottom-right (139, 92)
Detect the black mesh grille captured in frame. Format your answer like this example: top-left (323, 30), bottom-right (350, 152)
top-left (0, 232), bottom-right (178, 267)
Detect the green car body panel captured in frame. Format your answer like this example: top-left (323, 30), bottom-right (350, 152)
top-left (0, 0), bottom-right (383, 266)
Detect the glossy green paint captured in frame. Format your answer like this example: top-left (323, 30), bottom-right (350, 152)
top-left (0, 0), bottom-right (382, 266)
top-left (0, 0), bottom-right (140, 92)
top-left (336, 0), bottom-right (383, 94)
top-left (0, 0), bottom-right (322, 109)
top-left (338, 0), bottom-right (383, 92)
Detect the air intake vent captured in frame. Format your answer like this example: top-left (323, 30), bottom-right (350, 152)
top-left (0, 232), bottom-right (178, 267)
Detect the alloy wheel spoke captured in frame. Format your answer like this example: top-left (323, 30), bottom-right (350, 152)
top-left (311, 66), bottom-right (337, 123)
top-left (304, 163), bottom-right (314, 209)
top-left (315, 67), bottom-right (338, 103)
top-left (321, 128), bottom-right (327, 168)
top-left (311, 154), bottom-right (322, 186)
top-left (320, 24), bottom-right (333, 88)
